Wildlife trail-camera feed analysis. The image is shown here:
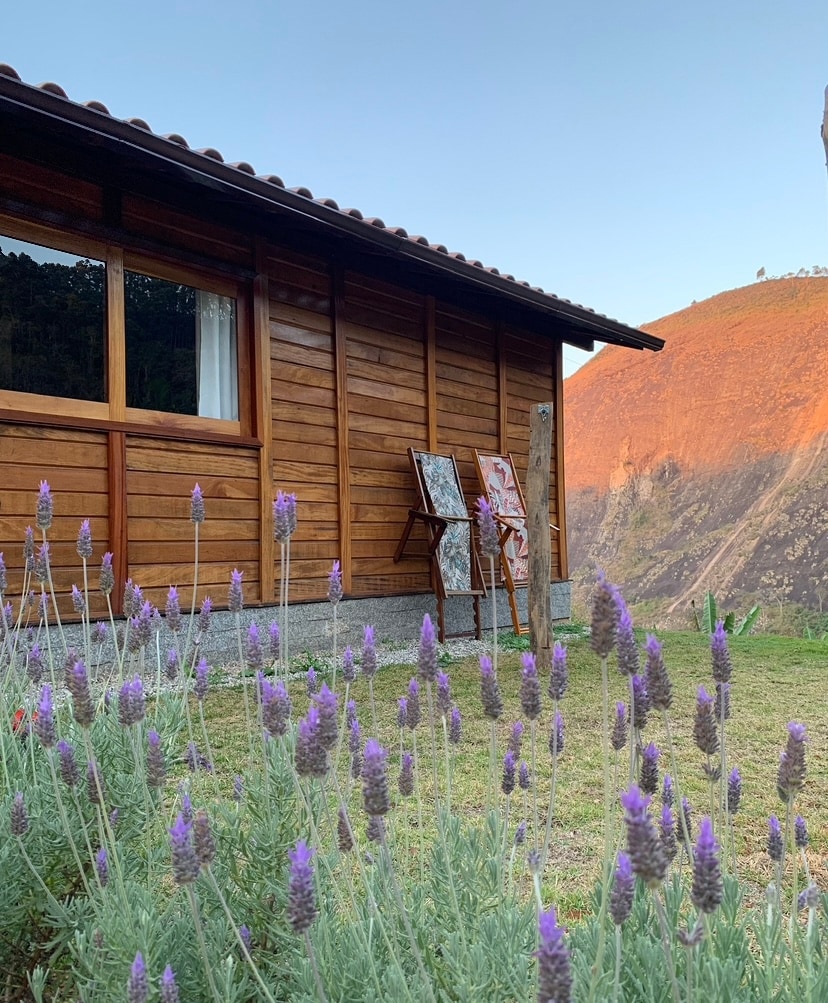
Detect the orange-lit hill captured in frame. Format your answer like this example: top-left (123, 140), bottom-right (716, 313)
top-left (564, 278), bottom-right (828, 621)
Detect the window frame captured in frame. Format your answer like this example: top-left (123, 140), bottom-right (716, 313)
top-left (0, 214), bottom-right (250, 437)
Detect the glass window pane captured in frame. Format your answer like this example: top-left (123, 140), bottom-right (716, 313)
top-left (125, 271), bottom-right (238, 419)
top-left (0, 235), bottom-right (106, 401)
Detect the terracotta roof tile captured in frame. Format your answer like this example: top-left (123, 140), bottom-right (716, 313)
top-left (0, 61), bottom-right (657, 342)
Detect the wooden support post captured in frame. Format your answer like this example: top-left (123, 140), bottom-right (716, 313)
top-left (527, 402), bottom-right (554, 657)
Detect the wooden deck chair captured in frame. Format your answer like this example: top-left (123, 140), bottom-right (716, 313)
top-left (394, 448), bottom-right (484, 642)
top-left (473, 451), bottom-right (532, 635)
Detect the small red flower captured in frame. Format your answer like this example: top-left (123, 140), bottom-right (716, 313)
top-left (12, 708), bottom-right (37, 736)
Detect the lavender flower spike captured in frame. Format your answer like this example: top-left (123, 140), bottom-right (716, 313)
top-left (96, 847), bottom-right (109, 887)
top-left (36, 480), bottom-right (53, 531)
top-left (228, 568), bottom-right (244, 613)
top-left (314, 683), bottom-right (338, 752)
top-left (502, 750), bottom-right (516, 795)
top-left (362, 738), bottom-right (391, 817)
top-left (693, 685), bottom-right (719, 756)
top-left (147, 730), bottom-right (166, 788)
top-left (67, 659), bottom-right (95, 728)
top-left (795, 815), bottom-right (809, 849)
top-left (418, 613), bottom-right (439, 683)
top-left (128, 951), bottom-right (148, 1003)
top-left (99, 551), bottom-right (114, 596)
top-left (288, 840), bottom-right (318, 934)
top-left (710, 620), bottom-right (732, 684)
top-left (590, 570), bottom-right (618, 658)
top-left (727, 767), bottom-right (742, 815)
top-left (777, 721), bottom-right (807, 801)
top-left (767, 815), bottom-right (783, 862)
top-left (169, 813), bottom-right (199, 885)
top-left (342, 645), bottom-right (356, 683)
top-left (436, 671), bottom-right (452, 717)
top-left (160, 966), bottom-right (180, 1003)
top-left (76, 518), bottom-right (93, 559)
top-left (616, 598), bottom-right (640, 677)
top-left (611, 701), bottom-right (628, 752)
top-left (328, 560), bottom-right (342, 605)
top-left (536, 907), bottom-right (573, 1003)
top-left (610, 851), bottom-right (635, 926)
top-left (691, 816), bottom-right (723, 914)
top-left (399, 751), bottom-right (414, 797)
top-left (476, 496), bottom-right (500, 560)
top-left (520, 651), bottom-right (542, 720)
top-left (10, 792), bottom-right (29, 837)
top-left (190, 483), bottom-right (205, 524)
top-left (273, 490), bottom-right (295, 544)
top-left (549, 711), bottom-right (565, 758)
top-left (644, 634), bottom-right (672, 711)
top-left (34, 685), bottom-right (56, 749)
top-left (639, 742), bottom-right (660, 796)
top-left (549, 641), bottom-right (569, 700)
top-left (406, 678), bottom-right (421, 730)
top-left (449, 705), bottom-right (462, 745)
top-left (621, 784), bottom-right (668, 887)
top-left (480, 654), bottom-right (503, 720)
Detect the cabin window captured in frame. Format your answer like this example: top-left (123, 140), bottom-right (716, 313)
top-left (124, 271), bottom-right (238, 420)
top-left (0, 234), bottom-right (106, 402)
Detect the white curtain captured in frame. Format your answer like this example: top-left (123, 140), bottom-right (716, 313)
top-left (196, 291), bottom-right (238, 420)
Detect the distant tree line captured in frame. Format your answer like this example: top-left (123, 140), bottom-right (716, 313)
top-left (755, 265), bottom-right (828, 280)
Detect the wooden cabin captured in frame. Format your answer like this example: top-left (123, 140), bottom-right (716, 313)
top-left (0, 64), bottom-right (663, 645)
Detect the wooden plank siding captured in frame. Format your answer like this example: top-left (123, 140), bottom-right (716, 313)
top-left (125, 436), bottom-right (260, 607)
top-left (0, 423), bottom-right (110, 616)
top-left (268, 250), bottom-right (340, 601)
top-left (343, 273), bottom-right (431, 596)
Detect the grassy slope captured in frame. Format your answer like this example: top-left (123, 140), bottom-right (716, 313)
top-left (199, 632), bottom-right (828, 922)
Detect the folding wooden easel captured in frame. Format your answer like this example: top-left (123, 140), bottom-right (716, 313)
top-left (473, 451), bottom-right (532, 635)
top-left (394, 448), bottom-right (484, 642)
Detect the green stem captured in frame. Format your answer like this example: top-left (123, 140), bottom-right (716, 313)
top-left (652, 888), bottom-right (681, 1003)
top-left (186, 883), bottom-right (224, 1003)
top-left (587, 654), bottom-right (613, 1003)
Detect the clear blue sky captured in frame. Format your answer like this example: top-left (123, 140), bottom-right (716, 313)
top-left (5, 1), bottom-right (828, 375)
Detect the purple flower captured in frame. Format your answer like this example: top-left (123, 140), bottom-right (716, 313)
top-left (549, 711), bottom-right (564, 758)
top-left (710, 621), bottom-right (732, 684)
top-left (228, 568), bottom-right (244, 613)
top-left (23, 526), bottom-right (34, 572)
top-left (128, 951), bottom-right (148, 1003)
top-left (476, 496), bottom-right (500, 560)
top-left (640, 742), bottom-right (660, 796)
top-left (58, 740), bottom-right (80, 788)
top-left (96, 847), bottom-right (109, 887)
top-left (35, 543), bottom-right (49, 584)
top-left (768, 815), bottom-right (783, 862)
top-left (268, 621), bottom-right (281, 661)
top-left (777, 721), bottom-right (807, 801)
top-left (10, 791), bottom-right (28, 837)
top-left (184, 742), bottom-right (213, 773)
top-left (169, 813), bottom-right (199, 885)
top-left (99, 552), bottom-right (114, 595)
top-left (274, 491), bottom-right (297, 544)
top-left (160, 966), bottom-right (180, 1003)
top-left (36, 480), bottom-right (53, 531)
top-left (508, 720), bottom-right (524, 758)
top-left (399, 751), bottom-right (414, 797)
top-left (91, 621), bottom-right (108, 646)
top-left (26, 644), bottom-right (43, 686)
top-left (0, 553), bottom-right (5, 593)
top-left (406, 678), bottom-right (421, 730)
top-left (714, 682), bottom-right (731, 722)
top-left (514, 820), bottom-right (527, 846)
top-left (34, 685), bottom-right (56, 749)
top-left (190, 483), bottom-right (205, 524)
top-left (246, 623), bottom-right (264, 673)
top-left (480, 655), bottom-right (503, 720)
top-left (611, 701), bottom-right (628, 752)
top-left (536, 908), bottom-right (573, 1003)
top-left (342, 645), bottom-right (356, 683)
top-left (418, 613), bottom-right (438, 683)
top-left (295, 707), bottom-right (328, 778)
top-left (328, 560), bottom-right (342, 605)
top-left (549, 641), bottom-right (569, 700)
top-left (288, 840), bottom-right (317, 933)
top-left (314, 684), bottom-right (338, 751)
top-left (119, 675), bottom-right (146, 726)
top-left (727, 768), bottom-right (742, 815)
top-left (693, 685), bottom-right (719, 756)
top-left (682, 797), bottom-right (693, 842)
top-left (660, 805), bottom-right (678, 862)
top-left (348, 717), bottom-right (362, 759)
top-left (519, 652), bottom-right (542, 720)
top-left (610, 852), bottom-right (635, 925)
top-left (76, 518), bottom-right (93, 560)
top-left (147, 730), bottom-right (166, 788)
top-left (691, 817), bottom-right (723, 914)
top-left (795, 815), bottom-right (809, 849)
top-left (590, 570), bottom-right (618, 658)
top-left (197, 597), bottom-right (212, 636)
top-left (71, 585), bottom-right (86, 615)
top-left (361, 625), bottom-right (377, 680)
top-left (616, 600), bottom-right (640, 677)
top-left (519, 761), bottom-right (531, 791)
top-left (631, 674), bottom-right (649, 731)
top-left (337, 807), bottom-right (354, 853)
top-left (306, 666), bottom-right (319, 697)
top-left (662, 774), bottom-right (674, 808)
top-left (502, 750), bottom-right (516, 795)
top-left (362, 739), bottom-right (390, 817)
top-left (644, 635), bottom-right (672, 711)
top-left (260, 676), bottom-right (291, 738)
top-left (194, 810), bottom-right (216, 868)
top-left (436, 671), bottom-right (452, 717)
top-left (165, 586), bottom-right (182, 633)
top-left (621, 784), bottom-right (668, 887)
top-left (67, 659), bottom-right (95, 727)
top-left (367, 814), bottom-right (386, 843)
top-left (397, 697), bottom-right (408, 730)
top-left (449, 706), bottom-right (462, 745)
top-left (165, 649), bottom-right (180, 681)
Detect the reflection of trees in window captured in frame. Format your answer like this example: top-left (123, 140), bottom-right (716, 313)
top-left (125, 272), bottom-right (198, 414)
top-left (0, 243), bottom-right (106, 401)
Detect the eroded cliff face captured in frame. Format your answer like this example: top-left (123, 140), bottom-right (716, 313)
top-left (564, 278), bottom-right (828, 621)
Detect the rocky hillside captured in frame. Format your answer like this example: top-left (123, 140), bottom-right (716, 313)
top-left (564, 278), bottom-right (828, 623)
